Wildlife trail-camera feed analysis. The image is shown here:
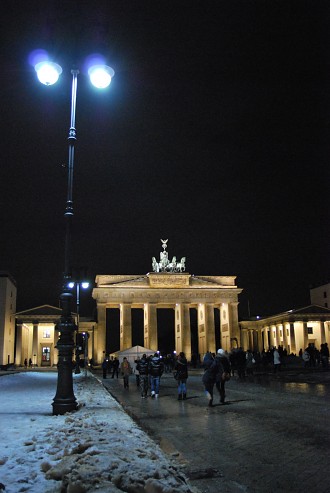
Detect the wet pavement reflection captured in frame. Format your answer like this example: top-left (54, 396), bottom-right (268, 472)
top-left (97, 368), bottom-right (330, 493)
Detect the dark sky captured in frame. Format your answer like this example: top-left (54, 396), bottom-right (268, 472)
top-left (0, 0), bottom-right (329, 319)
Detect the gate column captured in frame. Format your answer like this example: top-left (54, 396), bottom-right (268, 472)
top-left (96, 303), bottom-right (107, 363)
top-left (241, 328), bottom-right (248, 350)
top-left (32, 322), bottom-right (38, 366)
top-left (16, 323), bottom-right (23, 365)
top-left (229, 302), bottom-right (240, 349)
top-left (289, 323), bottom-right (296, 354)
top-left (269, 325), bottom-right (275, 348)
top-left (175, 303), bottom-right (191, 361)
top-left (257, 328), bottom-right (263, 351)
top-left (220, 303), bottom-right (231, 351)
top-left (144, 303), bottom-right (158, 351)
top-left (282, 323), bottom-right (289, 350)
top-left (320, 321), bottom-right (326, 344)
top-left (198, 303), bottom-right (216, 356)
top-left (120, 304), bottom-right (132, 351)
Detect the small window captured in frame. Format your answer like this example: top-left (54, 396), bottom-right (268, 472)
top-left (307, 327), bottom-right (313, 334)
top-left (324, 291), bottom-right (327, 298)
top-left (43, 330), bottom-right (51, 338)
top-left (325, 302), bottom-right (328, 308)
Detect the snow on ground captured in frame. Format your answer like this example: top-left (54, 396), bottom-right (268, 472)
top-left (0, 371), bottom-right (196, 493)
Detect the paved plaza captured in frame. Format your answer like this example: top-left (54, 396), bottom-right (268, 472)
top-left (1, 365), bottom-right (329, 492)
top-left (99, 366), bottom-right (330, 493)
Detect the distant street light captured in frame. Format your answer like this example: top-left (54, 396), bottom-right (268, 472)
top-left (34, 56), bottom-right (114, 415)
top-left (68, 280), bottom-right (90, 374)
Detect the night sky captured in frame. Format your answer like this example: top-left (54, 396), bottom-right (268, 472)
top-left (0, 1), bottom-right (329, 320)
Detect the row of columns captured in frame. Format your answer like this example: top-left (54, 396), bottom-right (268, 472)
top-left (241, 321), bottom-right (328, 353)
top-left (96, 301), bottom-right (240, 363)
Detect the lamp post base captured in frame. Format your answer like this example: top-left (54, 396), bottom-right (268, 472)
top-left (52, 292), bottom-right (78, 415)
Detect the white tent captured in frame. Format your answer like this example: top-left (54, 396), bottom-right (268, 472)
top-left (110, 345), bottom-right (155, 366)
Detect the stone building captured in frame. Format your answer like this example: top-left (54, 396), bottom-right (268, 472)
top-left (239, 305), bottom-right (330, 354)
top-left (310, 283), bottom-right (330, 309)
top-left (0, 272), bottom-right (17, 366)
top-left (15, 305), bottom-right (95, 367)
top-left (92, 272), bottom-right (242, 363)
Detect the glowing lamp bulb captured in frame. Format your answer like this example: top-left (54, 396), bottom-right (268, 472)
top-left (88, 65), bottom-right (115, 89)
top-left (35, 62), bottom-right (62, 85)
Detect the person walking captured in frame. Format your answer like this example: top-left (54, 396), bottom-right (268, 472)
top-left (320, 343), bottom-right (329, 369)
top-left (102, 358), bottom-right (108, 379)
top-left (134, 357), bottom-right (141, 388)
top-left (111, 357), bottom-right (119, 378)
top-left (148, 353), bottom-right (164, 398)
top-left (236, 347), bottom-right (246, 380)
top-left (202, 351), bottom-right (215, 406)
top-left (213, 349), bottom-right (231, 404)
top-left (273, 347), bottom-right (281, 373)
top-left (120, 357), bottom-right (132, 389)
top-left (174, 352), bottom-right (188, 400)
top-left (302, 348), bottom-right (310, 368)
top-left (246, 349), bottom-right (255, 375)
top-left (136, 353), bottom-right (149, 398)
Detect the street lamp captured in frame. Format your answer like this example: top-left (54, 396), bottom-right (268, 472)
top-left (67, 280), bottom-right (90, 374)
top-left (34, 56), bottom-right (114, 415)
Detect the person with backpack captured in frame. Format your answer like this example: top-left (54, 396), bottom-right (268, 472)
top-left (136, 354), bottom-right (150, 398)
top-left (213, 349), bottom-right (231, 404)
top-left (148, 353), bottom-right (164, 398)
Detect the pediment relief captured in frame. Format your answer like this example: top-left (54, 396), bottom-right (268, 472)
top-left (95, 275), bottom-right (148, 287)
top-left (95, 274), bottom-right (238, 289)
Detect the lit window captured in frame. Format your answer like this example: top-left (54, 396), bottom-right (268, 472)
top-left (43, 330), bottom-right (51, 338)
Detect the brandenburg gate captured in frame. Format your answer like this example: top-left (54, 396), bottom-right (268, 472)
top-left (92, 241), bottom-right (242, 362)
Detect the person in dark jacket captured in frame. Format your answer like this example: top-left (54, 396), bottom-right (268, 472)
top-left (235, 347), bottom-right (246, 380)
top-left (202, 351), bottom-right (216, 406)
top-left (174, 352), bottom-right (188, 400)
top-left (136, 354), bottom-right (149, 398)
top-left (148, 353), bottom-right (164, 398)
top-left (102, 358), bottom-right (108, 379)
top-left (111, 357), bottom-right (119, 378)
top-left (213, 348), bottom-right (231, 404)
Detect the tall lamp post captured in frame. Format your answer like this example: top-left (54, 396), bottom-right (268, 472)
top-left (34, 57), bottom-right (114, 415)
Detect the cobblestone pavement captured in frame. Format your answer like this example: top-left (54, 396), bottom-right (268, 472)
top-left (99, 368), bottom-right (330, 493)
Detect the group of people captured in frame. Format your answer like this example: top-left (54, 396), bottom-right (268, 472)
top-left (101, 343), bottom-right (329, 407)
top-left (102, 352), bottom-right (189, 400)
top-left (300, 343), bottom-right (329, 369)
top-left (102, 356), bottom-right (120, 379)
top-left (135, 351), bottom-right (188, 400)
top-left (101, 349), bottom-right (233, 407)
top-left (202, 349), bottom-right (231, 406)
top-left (23, 358), bottom-right (33, 368)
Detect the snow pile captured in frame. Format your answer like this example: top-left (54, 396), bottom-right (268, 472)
top-left (0, 372), bottom-right (195, 493)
